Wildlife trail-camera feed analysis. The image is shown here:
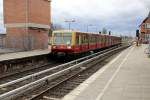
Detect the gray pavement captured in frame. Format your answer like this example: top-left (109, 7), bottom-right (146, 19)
top-left (0, 48), bottom-right (21, 54)
top-left (0, 49), bottom-right (51, 62)
top-left (63, 45), bottom-right (150, 100)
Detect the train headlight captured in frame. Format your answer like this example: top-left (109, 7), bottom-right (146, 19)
top-left (67, 41), bottom-right (71, 45)
top-left (67, 46), bottom-right (72, 49)
top-left (53, 46), bottom-right (56, 49)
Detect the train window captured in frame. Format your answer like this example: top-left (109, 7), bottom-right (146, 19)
top-left (100, 36), bottom-right (102, 42)
top-left (85, 35), bottom-right (87, 43)
top-left (90, 36), bottom-right (92, 43)
top-left (53, 33), bottom-right (63, 44)
top-left (83, 35), bottom-right (85, 43)
top-left (91, 36), bottom-right (94, 43)
top-left (94, 36), bottom-right (96, 43)
top-left (63, 33), bottom-right (72, 45)
top-left (81, 35), bottom-right (84, 43)
top-left (79, 35), bottom-right (82, 44)
top-left (104, 37), bottom-right (106, 42)
top-left (102, 37), bottom-right (104, 42)
top-left (53, 32), bottom-right (72, 45)
top-left (81, 35), bottom-right (88, 44)
top-left (76, 35), bottom-right (79, 44)
top-left (92, 36), bottom-right (96, 43)
top-left (54, 33), bottom-right (62, 37)
top-left (76, 35), bottom-right (82, 45)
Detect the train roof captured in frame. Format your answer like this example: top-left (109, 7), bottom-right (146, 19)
top-left (53, 30), bottom-right (75, 33)
top-left (53, 30), bottom-right (98, 34)
top-left (53, 30), bottom-right (120, 37)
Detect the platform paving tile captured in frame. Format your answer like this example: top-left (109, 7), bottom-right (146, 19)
top-left (63, 46), bottom-right (132, 100)
top-left (0, 49), bottom-right (50, 61)
top-left (101, 87), bottom-right (123, 100)
top-left (123, 85), bottom-right (142, 98)
top-left (142, 87), bottom-right (150, 98)
top-left (63, 45), bottom-right (150, 100)
top-left (101, 45), bottom-right (150, 100)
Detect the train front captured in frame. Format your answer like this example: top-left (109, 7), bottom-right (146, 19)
top-left (51, 31), bottom-right (75, 56)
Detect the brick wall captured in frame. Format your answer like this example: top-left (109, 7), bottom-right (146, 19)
top-left (4, 0), bottom-right (51, 50)
top-left (0, 35), bottom-right (6, 48)
top-left (28, 0), bottom-right (51, 25)
top-left (140, 17), bottom-right (150, 44)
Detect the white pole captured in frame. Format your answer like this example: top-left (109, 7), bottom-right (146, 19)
top-left (148, 34), bottom-right (150, 57)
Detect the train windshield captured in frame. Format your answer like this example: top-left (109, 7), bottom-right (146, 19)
top-left (53, 33), bottom-right (72, 45)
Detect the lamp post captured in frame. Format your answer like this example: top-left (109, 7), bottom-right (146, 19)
top-left (87, 24), bottom-right (92, 32)
top-left (65, 19), bottom-right (75, 30)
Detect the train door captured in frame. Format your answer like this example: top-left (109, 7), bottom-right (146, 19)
top-left (104, 35), bottom-right (106, 47)
top-left (109, 35), bottom-right (111, 46)
top-left (101, 35), bottom-right (104, 48)
top-left (96, 35), bottom-right (99, 48)
top-left (80, 34), bottom-right (88, 52)
top-left (74, 33), bottom-right (82, 53)
top-left (97, 35), bottom-right (100, 48)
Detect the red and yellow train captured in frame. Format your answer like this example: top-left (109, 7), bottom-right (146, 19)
top-left (51, 30), bottom-right (121, 56)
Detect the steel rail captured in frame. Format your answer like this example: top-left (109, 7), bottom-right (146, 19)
top-left (0, 46), bottom-right (117, 89)
top-left (0, 45), bottom-right (129, 100)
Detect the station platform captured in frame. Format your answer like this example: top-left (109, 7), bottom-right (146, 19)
top-left (63, 44), bottom-right (150, 100)
top-left (0, 49), bottom-right (51, 62)
top-left (0, 48), bottom-right (21, 54)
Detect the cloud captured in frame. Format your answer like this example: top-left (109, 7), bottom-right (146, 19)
top-left (52, 0), bottom-right (150, 35)
top-left (139, 0), bottom-right (150, 10)
top-left (0, 0), bottom-right (5, 33)
top-left (0, 0), bottom-right (149, 35)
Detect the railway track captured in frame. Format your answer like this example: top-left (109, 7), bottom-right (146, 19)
top-left (0, 62), bottom-right (62, 94)
top-left (0, 62), bottom-right (59, 82)
top-left (0, 45), bottom-right (129, 100)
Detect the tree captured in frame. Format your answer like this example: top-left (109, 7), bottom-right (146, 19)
top-left (48, 23), bottom-right (64, 37)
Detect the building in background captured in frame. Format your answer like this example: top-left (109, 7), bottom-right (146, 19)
top-left (139, 12), bottom-right (150, 44)
top-left (3, 0), bottom-right (51, 50)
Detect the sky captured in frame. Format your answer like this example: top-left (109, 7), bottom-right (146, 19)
top-left (0, 0), bottom-right (150, 36)
top-left (52, 0), bottom-right (150, 36)
top-left (0, 0), bottom-right (4, 33)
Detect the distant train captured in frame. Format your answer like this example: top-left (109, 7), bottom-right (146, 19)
top-left (51, 30), bottom-right (121, 56)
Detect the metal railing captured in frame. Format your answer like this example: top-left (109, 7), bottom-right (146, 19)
top-left (0, 46), bottom-right (118, 89)
top-left (0, 45), bottom-right (129, 100)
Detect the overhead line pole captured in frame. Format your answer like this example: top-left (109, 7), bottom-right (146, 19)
top-left (65, 19), bottom-right (75, 30)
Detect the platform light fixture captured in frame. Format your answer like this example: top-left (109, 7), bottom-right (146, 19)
top-left (65, 19), bottom-right (76, 30)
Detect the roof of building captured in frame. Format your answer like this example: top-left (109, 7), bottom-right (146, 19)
top-left (148, 11), bottom-right (150, 18)
top-left (139, 11), bottom-right (150, 27)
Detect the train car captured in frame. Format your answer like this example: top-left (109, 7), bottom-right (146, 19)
top-left (51, 30), bottom-right (121, 56)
